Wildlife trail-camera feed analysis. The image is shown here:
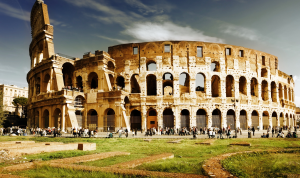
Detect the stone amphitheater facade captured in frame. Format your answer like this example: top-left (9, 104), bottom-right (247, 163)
top-left (27, 0), bottom-right (296, 132)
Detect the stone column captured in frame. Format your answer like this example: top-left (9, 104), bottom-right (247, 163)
top-left (61, 104), bottom-right (66, 132)
top-left (190, 106), bottom-right (196, 128)
top-left (222, 110), bottom-right (227, 129)
top-left (269, 114), bottom-right (272, 128)
top-left (258, 112), bottom-right (263, 131)
top-left (258, 83), bottom-right (262, 101)
top-left (174, 106), bottom-right (179, 129)
top-left (157, 78), bottom-right (163, 96)
top-left (207, 113), bottom-right (212, 128)
top-left (141, 105), bottom-right (147, 132)
top-left (235, 109), bottom-right (240, 129)
top-left (38, 108), bottom-right (42, 128)
top-left (220, 79), bottom-right (226, 98)
top-left (157, 108), bottom-right (163, 129)
top-left (247, 111), bottom-right (252, 129)
top-left (268, 82), bottom-right (272, 103)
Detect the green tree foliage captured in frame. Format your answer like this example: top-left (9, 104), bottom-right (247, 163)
top-left (12, 97), bottom-right (28, 117)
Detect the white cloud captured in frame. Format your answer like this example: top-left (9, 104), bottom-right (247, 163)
top-left (122, 22), bottom-right (224, 43)
top-left (295, 96), bottom-right (300, 107)
top-left (0, 2), bottom-right (30, 21)
top-left (293, 75), bottom-right (298, 82)
top-left (124, 0), bottom-right (164, 15)
top-left (221, 24), bottom-right (259, 41)
top-left (95, 35), bottom-right (127, 44)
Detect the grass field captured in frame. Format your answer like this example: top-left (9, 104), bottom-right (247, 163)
top-left (1, 136), bottom-right (300, 177)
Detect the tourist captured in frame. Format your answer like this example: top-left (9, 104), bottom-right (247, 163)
top-left (73, 127), bottom-right (77, 138)
top-left (252, 126), bottom-right (255, 136)
top-left (125, 128), bottom-right (128, 138)
top-left (240, 128), bottom-right (242, 135)
top-left (272, 127), bottom-right (275, 137)
top-left (209, 129), bottom-right (212, 138)
top-left (118, 127), bottom-right (123, 138)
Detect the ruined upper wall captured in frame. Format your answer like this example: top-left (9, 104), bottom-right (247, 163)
top-left (108, 41), bottom-right (279, 75)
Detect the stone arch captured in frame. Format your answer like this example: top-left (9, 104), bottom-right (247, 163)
top-left (226, 109), bottom-right (235, 129)
top-left (42, 73), bottom-right (50, 93)
top-left (76, 76), bottom-right (83, 90)
top-left (240, 110), bottom-right (247, 130)
top-left (87, 109), bottom-right (98, 130)
top-left (131, 74), bottom-right (140, 93)
top-left (107, 61), bottom-right (115, 71)
top-left (88, 72), bottom-right (98, 89)
top-left (261, 68), bottom-right (268, 78)
top-left (288, 88), bottom-right (291, 101)
top-left (53, 108), bottom-right (61, 129)
top-left (43, 109), bottom-right (49, 128)
top-left (251, 110), bottom-right (259, 129)
top-left (163, 72), bottom-right (173, 95)
top-left (130, 110), bottom-right (141, 131)
top-left (250, 78), bottom-right (258, 97)
top-left (226, 75), bottom-right (234, 97)
top-left (163, 108), bottom-right (174, 129)
top-left (179, 72), bottom-right (190, 94)
top-left (212, 109), bottom-right (221, 129)
top-left (262, 111), bottom-right (270, 130)
top-left (195, 73), bottom-right (205, 92)
top-left (116, 76), bottom-right (125, 90)
top-left (261, 80), bottom-right (268, 101)
top-left (211, 61), bottom-right (220, 72)
top-left (147, 74), bottom-right (157, 96)
top-left (180, 109), bottom-right (190, 129)
top-left (124, 96), bottom-right (130, 105)
top-left (196, 109), bottom-right (207, 129)
top-left (211, 75), bottom-right (221, 97)
top-left (74, 95), bottom-right (85, 108)
top-left (279, 112), bottom-right (284, 127)
top-left (272, 111), bottom-right (277, 128)
top-left (271, 81), bottom-right (277, 102)
top-left (62, 62), bottom-right (75, 88)
top-left (239, 76), bottom-right (247, 96)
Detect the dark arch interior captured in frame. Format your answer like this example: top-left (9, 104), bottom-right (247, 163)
top-left (107, 109), bottom-right (115, 115)
top-left (131, 110), bottom-right (141, 116)
top-left (196, 109), bottom-right (206, 115)
top-left (117, 76), bottom-right (125, 89)
top-left (227, 110), bottom-right (235, 115)
top-left (212, 109), bottom-right (221, 115)
top-left (252, 110), bottom-right (258, 116)
top-left (240, 110), bottom-right (246, 115)
top-left (272, 112), bottom-right (277, 117)
top-left (163, 109), bottom-right (173, 115)
top-left (181, 109), bottom-right (189, 115)
top-left (149, 110), bottom-right (157, 116)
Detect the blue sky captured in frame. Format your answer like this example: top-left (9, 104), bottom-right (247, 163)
top-left (0, 0), bottom-right (300, 106)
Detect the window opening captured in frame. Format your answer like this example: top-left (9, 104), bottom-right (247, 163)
top-left (133, 47), bottom-right (138, 55)
top-left (164, 44), bottom-right (170, 53)
top-left (226, 48), bottom-right (231, 55)
top-left (197, 46), bottom-right (203, 57)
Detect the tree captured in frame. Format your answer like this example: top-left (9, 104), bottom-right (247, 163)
top-left (0, 91), bottom-right (5, 127)
top-left (12, 97), bottom-right (28, 117)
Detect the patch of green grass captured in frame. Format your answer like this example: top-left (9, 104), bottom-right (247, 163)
top-left (2, 137), bottom-right (300, 177)
top-left (222, 151), bottom-right (300, 178)
top-left (13, 165), bottom-right (141, 178)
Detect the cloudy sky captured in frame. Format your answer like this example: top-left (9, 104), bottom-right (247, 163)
top-left (0, 0), bottom-right (300, 106)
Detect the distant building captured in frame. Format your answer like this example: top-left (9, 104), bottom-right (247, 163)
top-left (0, 84), bottom-right (28, 116)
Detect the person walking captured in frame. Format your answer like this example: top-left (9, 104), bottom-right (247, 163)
top-left (252, 126), bottom-right (255, 136)
top-left (119, 127), bottom-right (123, 138)
top-left (272, 127), bottom-right (275, 137)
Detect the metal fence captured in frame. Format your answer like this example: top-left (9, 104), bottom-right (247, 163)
top-left (130, 116), bottom-right (141, 130)
top-left (180, 115), bottom-right (190, 129)
top-left (280, 117), bottom-right (284, 126)
top-left (227, 115), bottom-right (235, 129)
top-left (272, 117), bottom-right (277, 127)
top-left (263, 116), bottom-right (269, 129)
top-left (76, 115), bottom-right (83, 128)
top-left (103, 115), bottom-right (115, 132)
top-left (87, 115), bottom-right (98, 130)
top-left (212, 115), bottom-right (221, 129)
top-left (163, 115), bottom-right (174, 129)
top-left (252, 116), bottom-right (259, 128)
top-left (196, 115), bottom-right (206, 129)
top-left (240, 115), bottom-right (247, 130)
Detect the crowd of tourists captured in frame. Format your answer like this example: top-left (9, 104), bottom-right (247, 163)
top-left (261, 126), bottom-right (298, 138)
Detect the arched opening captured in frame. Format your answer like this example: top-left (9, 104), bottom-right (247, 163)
top-left (211, 75), bottom-right (220, 97)
top-left (196, 109), bottom-right (206, 129)
top-left (35, 111), bottom-right (39, 127)
top-left (74, 95), bottom-right (85, 108)
top-left (107, 61), bottom-right (115, 71)
top-left (87, 109), bottom-right (98, 130)
top-left (261, 80), bottom-right (268, 101)
top-left (76, 76), bottom-right (83, 91)
top-left (131, 74), bottom-right (140, 93)
top-left (108, 74), bottom-right (114, 90)
top-left (239, 76), bottom-right (247, 96)
top-left (226, 75), bottom-right (234, 97)
top-left (290, 114), bottom-right (294, 127)
top-left (251, 110), bottom-right (259, 129)
top-left (284, 85), bottom-right (287, 100)
top-left (62, 63), bottom-right (75, 88)
top-left (288, 88), bottom-right (291, 101)
top-left (124, 96), bottom-right (130, 105)
top-left (180, 109), bottom-right (190, 129)
top-left (116, 76), bottom-right (125, 90)
top-left (280, 113), bottom-right (284, 127)
top-left (179, 72), bottom-right (190, 94)
top-left (286, 113), bottom-right (289, 127)
top-left (147, 109), bottom-right (157, 130)
top-left (130, 110), bottom-right (141, 131)
top-left (53, 108), bottom-right (61, 129)
top-left (75, 110), bottom-right (83, 128)
top-left (43, 109), bottom-right (49, 128)
top-left (261, 68), bottom-right (268, 78)
top-left (36, 77), bottom-right (41, 95)
top-left (212, 109), bottom-right (221, 129)
top-left (42, 74), bottom-right (50, 93)
top-left (251, 78), bottom-right (258, 97)
top-left (147, 61), bottom-right (156, 71)
top-left (227, 109), bottom-right (235, 129)
top-left (279, 83), bottom-right (283, 100)
top-left (211, 62), bottom-right (220, 72)
top-left (147, 74), bottom-right (157, 96)
top-left (271, 82), bottom-right (277, 102)
top-left (195, 73), bottom-right (205, 92)
top-left (272, 112), bottom-right (277, 128)
top-left (104, 109), bottom-right (115, 131)
top-left (163, 108), bottom-right (174, 129)
top-left (88, 72), bottom-right (98, 89)
top-left (240, 110), bottom-right (247, 130)
top-left (262, 111), bottom-right (269, 130)
top-left (163, 73), bottom-right (173, 95)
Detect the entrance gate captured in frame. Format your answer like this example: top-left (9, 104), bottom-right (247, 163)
top-left (181, 115), bottom-right (189, 129)
top-left (163, 115), bottom-right (174, 129)
top-left (103, 115), bottom-right (115, 131)
top-left (212, 115), bottom-right (221, 129)
top-left (196, 115), bottom-right (206, 129)
top-left (240, 115), bottom-right (247, 130)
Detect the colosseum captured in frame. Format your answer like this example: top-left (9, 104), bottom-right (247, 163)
top-left (27, 0), bottom-right (296, 132)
